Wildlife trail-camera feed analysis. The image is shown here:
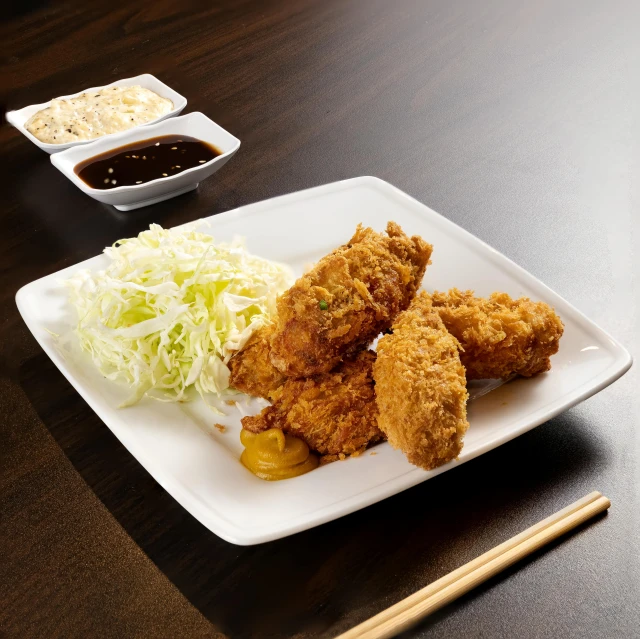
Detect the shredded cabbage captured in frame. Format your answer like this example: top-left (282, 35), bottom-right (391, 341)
top-left (65, 223), bottom-right (293, 406)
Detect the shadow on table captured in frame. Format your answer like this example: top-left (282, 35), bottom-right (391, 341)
top-left (393, 510), bottom-right (608, 639)
top-left (19, 350), bottom-right (609, 639)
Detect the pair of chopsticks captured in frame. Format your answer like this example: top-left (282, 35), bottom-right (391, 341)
top-left (336, 491), bottom-right (610, 639)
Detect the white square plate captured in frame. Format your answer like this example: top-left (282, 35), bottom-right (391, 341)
top-left (16, 177), bottom-right (631, 545)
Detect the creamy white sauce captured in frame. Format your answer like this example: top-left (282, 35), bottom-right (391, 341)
top-left (25, 85), bottom-right (173, 144)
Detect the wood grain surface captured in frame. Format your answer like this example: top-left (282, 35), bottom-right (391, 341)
top-left (1, 1), bottom-right (639, 638)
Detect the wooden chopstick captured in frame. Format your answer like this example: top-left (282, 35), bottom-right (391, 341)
top-left (336, 492), bottom-right (610, 639)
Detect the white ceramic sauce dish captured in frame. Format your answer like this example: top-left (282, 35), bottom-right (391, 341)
top-left (50, 112), bottom-right (241, 211)
top-left (6, 74), bottom-right (187, 154)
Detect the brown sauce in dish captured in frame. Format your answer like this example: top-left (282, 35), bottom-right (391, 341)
top-left (74, 135), bottom-right (222, 189)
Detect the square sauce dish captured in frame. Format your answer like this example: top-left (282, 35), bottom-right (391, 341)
top-left (6, 74), bottom-right (187, 154)
top-left (50, 112), bottom-right (241, 211)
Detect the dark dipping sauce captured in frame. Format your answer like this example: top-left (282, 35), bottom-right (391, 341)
top-left (74, 135), bottom-right (222, 189)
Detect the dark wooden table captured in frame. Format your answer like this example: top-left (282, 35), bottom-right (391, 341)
top-left (2, 1), bottom-right (638, 637)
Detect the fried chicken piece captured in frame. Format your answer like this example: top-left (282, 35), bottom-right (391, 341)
top-left (242, 350), bottom-right (383, 458)
top-left (228, 324), bottom-right (285, 400)
top-left (431, 288), bottom-right (564, 380)
top-left (373, 292), bottom-right (469, 470)
top-left (269, 222), bottom-right (432, 377)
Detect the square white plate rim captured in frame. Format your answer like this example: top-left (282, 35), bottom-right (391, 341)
top-left (6, 73), bottom-right (187, 154)
top-left (15, 176), bottom-right (632, 545)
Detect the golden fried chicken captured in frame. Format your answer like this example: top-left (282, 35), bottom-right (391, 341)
top-left (269, 222), bottom-right (432, 377)
top-left (373, 292), bottom-right (469, 470)
top-left (228, 324), bottom-right (285, 400)
top-left (242, 350), bottom-right (383, 459)
top-left (431, 288), bottom-right (564, 380)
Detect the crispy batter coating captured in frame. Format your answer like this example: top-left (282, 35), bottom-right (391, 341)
top-left (373, 292), bottom-right (469, 470)
top-left (241, 350), bottom-right (384, 458)
top-left (431, 288), bottom-right (564, 380)
top-left (269, 222), bottom-right (432, 377)
top-left (228, 324), bottom-right (285, 400)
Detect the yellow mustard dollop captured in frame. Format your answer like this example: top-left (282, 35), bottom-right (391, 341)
top-left (240, 428), bottom-right (318, 481)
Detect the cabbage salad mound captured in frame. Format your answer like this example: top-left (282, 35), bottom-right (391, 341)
top-left (65, 224), bottom-right (293, 406)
